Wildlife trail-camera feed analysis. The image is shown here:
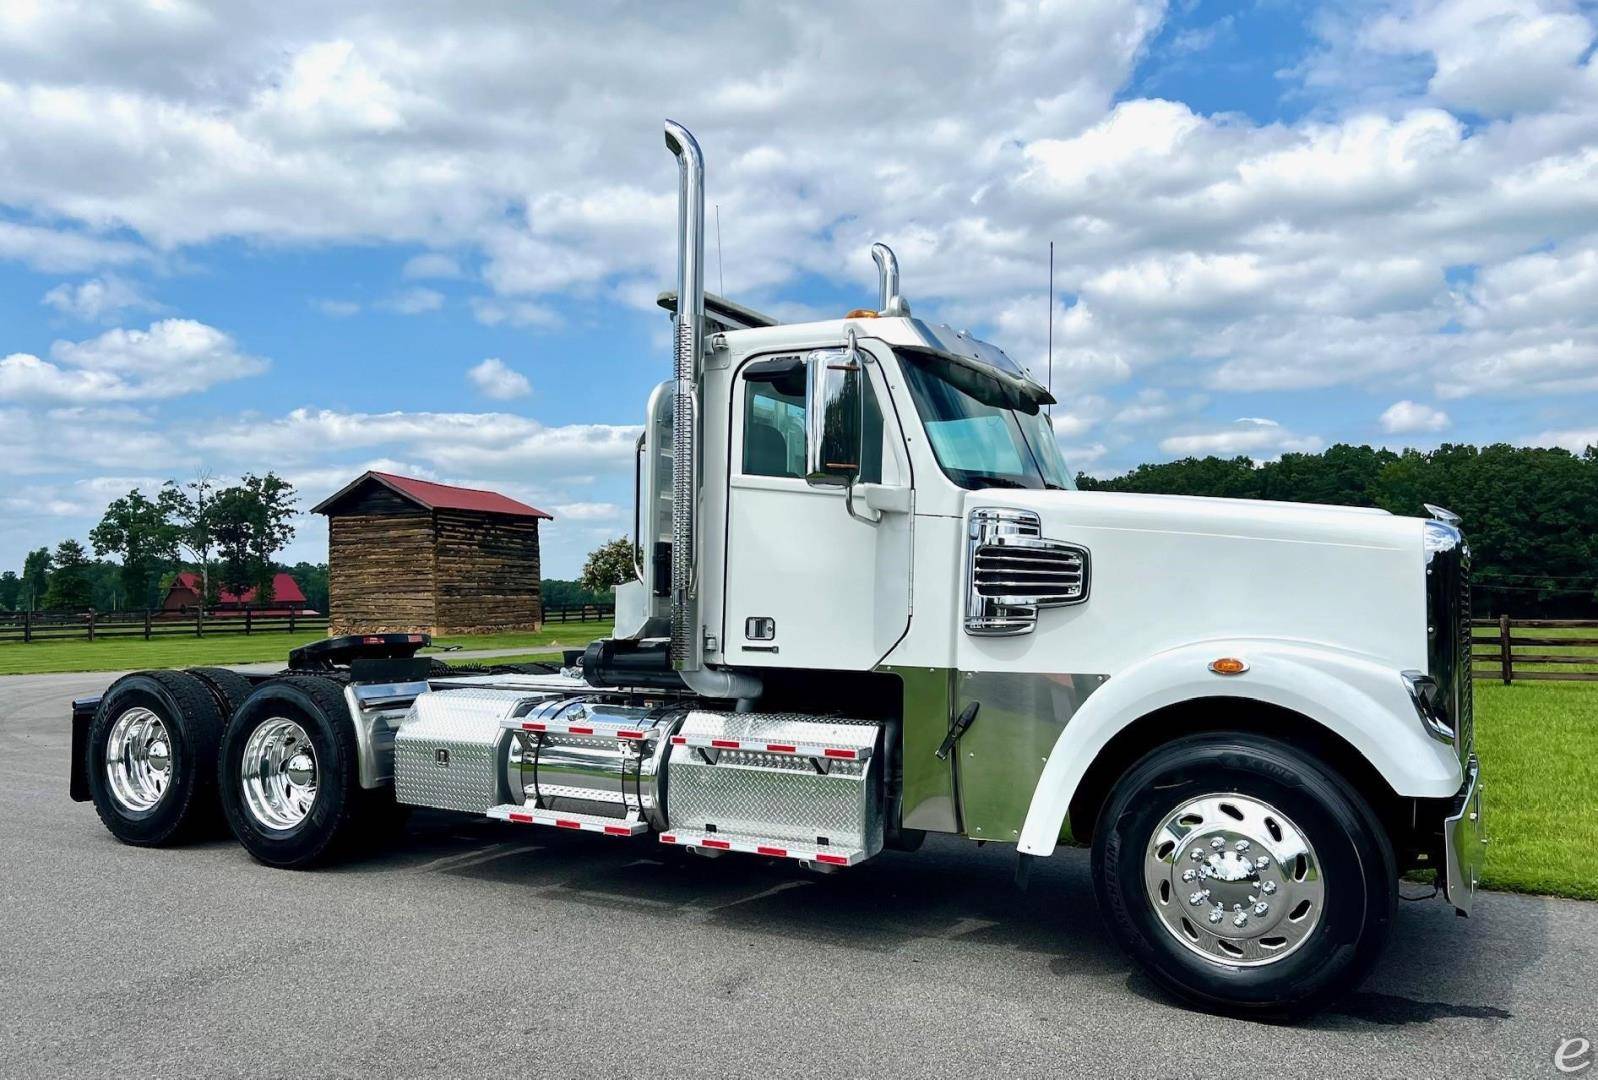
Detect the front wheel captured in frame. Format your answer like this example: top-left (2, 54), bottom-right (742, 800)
top-left (1092, 732), bottom-right (1396, 1018)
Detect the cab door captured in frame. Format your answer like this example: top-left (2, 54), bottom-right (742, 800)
top-left (720, 348), bottom-right (913, 670)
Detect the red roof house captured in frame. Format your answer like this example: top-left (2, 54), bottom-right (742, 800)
top-left (161, 572), bottom-right (314, 615)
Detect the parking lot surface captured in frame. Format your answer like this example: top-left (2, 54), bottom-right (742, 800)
top-left (2, 670), bottom-right (1591, 1079)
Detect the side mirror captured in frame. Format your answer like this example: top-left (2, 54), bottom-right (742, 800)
top-left (805, 337), bottom-right (863, 487)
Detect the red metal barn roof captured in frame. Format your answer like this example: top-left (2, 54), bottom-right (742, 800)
top-left (170, 572), bottom-right (306, 606)
top-left (311, 471), bottom-right (553, 520)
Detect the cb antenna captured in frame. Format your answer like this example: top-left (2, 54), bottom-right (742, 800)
top-left (715, 203), bottom-right (725, 297)
top-left (1047, 240), bottom-right (1054, 417)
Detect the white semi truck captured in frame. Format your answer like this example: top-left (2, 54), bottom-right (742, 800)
top-left (69, 121), bottom-right (1485, 1018)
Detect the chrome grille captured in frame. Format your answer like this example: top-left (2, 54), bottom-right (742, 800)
top-left (965, 508), bottom-right (1090, 636)
top-left (1424, 516), bottom-right (1472, 762)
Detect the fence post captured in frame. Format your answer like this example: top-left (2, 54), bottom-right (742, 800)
top-left (87, 609), bottom-right (95, 643)
top-left (144, 608), bottom-right (151, 641)
top-left (196, 606), bottom-right (203, 638)
top-left (22, 609), bottom-right (30, 644)
top-left (245, 606), bottom-right (253, 636)
top-left (1498, 613), bottom-right (1513, 685)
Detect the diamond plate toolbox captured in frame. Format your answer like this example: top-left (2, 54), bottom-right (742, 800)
top-left (665, 711), bottom-right (883, 854)
top-left (394, 688), bottom-right (547, 814)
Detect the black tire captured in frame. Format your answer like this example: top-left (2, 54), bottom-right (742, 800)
top-left (219, 676), bottom-right (370, 869)
top-left (86, 670), bottom-right (226, 846)
top-left (185, 667), bottom-right (255, 720)
top-left (1092, 731), bottom-right (1397, 1019)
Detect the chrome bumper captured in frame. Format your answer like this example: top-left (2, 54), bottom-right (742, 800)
top-left (1442, 754), bottom-right (1485, 916)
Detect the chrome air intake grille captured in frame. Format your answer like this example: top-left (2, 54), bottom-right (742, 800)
top-left (965, 508), bottom-right (1090, 636)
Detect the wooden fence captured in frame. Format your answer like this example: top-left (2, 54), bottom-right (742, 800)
top-left (1473, 617), bottom-right (1598, 684)
top-left (543, 603), bottom-right (615, 624)
top-left (0, 608), bottom-right (329, 644)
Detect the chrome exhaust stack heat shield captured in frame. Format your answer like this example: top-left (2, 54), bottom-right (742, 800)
top-left (664, 119), bottom-right (704, 675)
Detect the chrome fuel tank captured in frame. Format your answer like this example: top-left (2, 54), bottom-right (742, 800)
top-left (503, 698), bottom-right (678, 828)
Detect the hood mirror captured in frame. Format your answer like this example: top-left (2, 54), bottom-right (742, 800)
top-left (804, 330), bottom-right (864, 488)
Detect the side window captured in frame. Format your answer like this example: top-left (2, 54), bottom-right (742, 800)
top-left (740, 365), bottom-right (885, 482)
top-left (744, 381), bottom-right (806, 478)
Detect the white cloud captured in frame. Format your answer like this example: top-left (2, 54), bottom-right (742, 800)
top-left (551, 501), bottom-right (621, 521)
top-left (0, 220), bottom-right (148, 273)
top-left (1159, 418), bottom-right (1323, 458)
top-left (41, 276), bottom-right (154, 321)
top-left (470, 297), bottom-right (561, 329)
top-left (379, 287), bottom-right (443, 315)
top-left (1529, 427), bottom-right (1598, 454)
top-left (313, 298), bottom-right (360, 317)
top-left (402, 252), bottom-right (461, 280)
top-left (190, 407), bottom-right (640, 477)
top-left (467, 357), bottom-right (530, 400)
top-left (1379, 399), bottom-right (1451, 434)
top-left (0, 319), bottom-right (266, 403)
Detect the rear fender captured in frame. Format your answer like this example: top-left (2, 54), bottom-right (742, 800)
top-left (1016, 639), bottom-right (1463, 856)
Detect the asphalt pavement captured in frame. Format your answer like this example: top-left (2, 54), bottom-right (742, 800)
top-left (2, 669), bottom-right (1592, 1079)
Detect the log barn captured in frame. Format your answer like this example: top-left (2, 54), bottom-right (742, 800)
top-left (312, 471), bottom-right (553, 636)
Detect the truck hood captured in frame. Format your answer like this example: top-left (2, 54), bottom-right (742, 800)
top-left (978, 488), bottom-right (1420, 552)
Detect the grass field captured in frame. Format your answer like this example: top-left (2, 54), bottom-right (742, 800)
top-left (0, 621), bottom-right (614, 676)
top-left (1474, 680), bottom-right (1598, 900)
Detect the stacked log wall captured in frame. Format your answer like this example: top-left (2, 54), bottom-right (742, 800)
top-left (433, 510), bottom-right (542, 633)
top-left (327, 511), bottom-right (436, 634)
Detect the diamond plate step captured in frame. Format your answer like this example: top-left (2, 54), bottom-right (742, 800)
top-left (658, 827), bottom-right (865, 867)
top-left (487, 804), bottom-right (647, 836)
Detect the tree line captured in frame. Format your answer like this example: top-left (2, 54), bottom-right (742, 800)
top-left (0, 472), bottom-right (311, 614)
top-left (1077, 442), bottom-right (1598, 617)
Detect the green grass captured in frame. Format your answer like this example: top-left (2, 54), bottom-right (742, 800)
top-left (1474, 679), bottom-right (1598, 900)
top-left (0, 620), bottom-right (614, 677)
top-left (0, 632), bottom-right (335, 675)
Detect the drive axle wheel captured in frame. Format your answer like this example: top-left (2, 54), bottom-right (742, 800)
top-left (220, 677), bottom-right (372, 869)
top-left (1092, 731), bottom-right (1396, 1018)
top-left (86, 671), bottom-right (226, 846)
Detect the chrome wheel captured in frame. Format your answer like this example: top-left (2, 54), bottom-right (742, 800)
top-left (240, 718), bottom-right (318, 831)
top-left (105, 707), bottom-right (172, 812)
top-left (1143, 793), bottom-right (1324, 967)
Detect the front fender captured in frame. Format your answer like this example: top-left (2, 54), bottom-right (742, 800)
top-left (1016, 639), bottom-right (1463, 856)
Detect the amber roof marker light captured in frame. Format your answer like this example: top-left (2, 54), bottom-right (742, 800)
top-left (1208, 657), bottom-right (1249, 676)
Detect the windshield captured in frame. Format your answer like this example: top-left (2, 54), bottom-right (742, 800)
top-left (897, 351), bottom-right (1074, 491)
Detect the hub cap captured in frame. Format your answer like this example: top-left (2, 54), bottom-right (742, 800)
top-left (106, 707), bottom-right (172, 812)
top-left (1143, 793), bottom-right (1324, 967)
top-left (241, 718), bottom-right (318, 831)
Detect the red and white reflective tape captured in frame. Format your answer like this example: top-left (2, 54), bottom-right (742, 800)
top-left (667, 732), bottom-right (871, 762)
top-left (658, 830), bottom-right (863, 867)
top-left (513, 718), bottom-right (649, 741)
top-left (486, 804), bottom-right (646, 837)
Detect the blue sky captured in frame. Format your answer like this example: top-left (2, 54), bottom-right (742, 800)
top-left (2, 1), bottom-right (1597, 578)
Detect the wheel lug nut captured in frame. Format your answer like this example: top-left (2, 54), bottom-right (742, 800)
top-left (1255, 856), bottom-right (1271, 869)
top-left (1261, 881), bottom-right (1277, 895)
top-left (1235, 839), bottom-right (1250, 852)
top-left (1189, 891), bottom-right (1206, 906)
top-left (1182, 869), bottom-right (1197, 882)
top-left (1208, 909), bottom-right (1223, 924)
top-left (1190, 849), bottom-right (1205, 861)
top-left (1254, 902), bottom-right (1269, 915)
top-left (1233, 913), bottom-right (1248, 928)
top-left (1210, 837), bottom-right (1225, 850)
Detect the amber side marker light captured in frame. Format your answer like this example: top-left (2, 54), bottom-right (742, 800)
top-left (844, 308), bottom-right (880, 319)
top-left (1208, 657), bottom-right (1249, 676)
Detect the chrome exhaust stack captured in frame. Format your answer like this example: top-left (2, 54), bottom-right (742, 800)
top-left (664, 120), bottom-right (705, 674)
top-left (872, 242), bottom-right (910, 317)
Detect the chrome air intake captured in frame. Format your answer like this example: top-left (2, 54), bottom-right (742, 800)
top-left (665, 119), bottom-right (704, 672)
